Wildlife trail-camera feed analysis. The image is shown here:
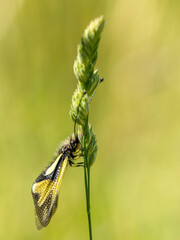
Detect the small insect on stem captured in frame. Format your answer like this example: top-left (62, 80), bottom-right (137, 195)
top-left (31, 134), bottom-right (83, 230)
top-left (31, 93), bottom-right (85, 230)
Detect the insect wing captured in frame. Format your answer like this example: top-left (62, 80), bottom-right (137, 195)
top-left (31, 154), bottom-right (68, 230)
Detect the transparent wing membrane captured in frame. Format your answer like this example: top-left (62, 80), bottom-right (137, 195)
top-left (32, 155), bottom-right (68, 229)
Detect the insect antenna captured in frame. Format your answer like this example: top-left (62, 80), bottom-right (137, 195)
top-left (74, 91), bottom-right (87, 135)
top-left (73, 77), bottom-right (103, 135)
top-left (89, 77), bottom-right (104, 104)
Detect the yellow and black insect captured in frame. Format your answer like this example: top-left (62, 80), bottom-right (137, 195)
top-left (31, 134), bottom-right (83, 230)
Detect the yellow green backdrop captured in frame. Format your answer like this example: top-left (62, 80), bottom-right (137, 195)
top-left (0, 0), bottom-right (180, 239)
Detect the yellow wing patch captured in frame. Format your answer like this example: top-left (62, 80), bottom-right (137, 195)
top-left (32, 156), bottom-right (68, 230)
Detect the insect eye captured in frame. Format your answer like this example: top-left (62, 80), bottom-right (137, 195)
top-left (70, 140), bottom-right (76, 149)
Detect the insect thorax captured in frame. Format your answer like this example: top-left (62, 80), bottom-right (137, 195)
top-left (56, 134), bottom-right (82, 161)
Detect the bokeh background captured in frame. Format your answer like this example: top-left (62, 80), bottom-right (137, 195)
top-left (1, 0), bottom-right (180, 239)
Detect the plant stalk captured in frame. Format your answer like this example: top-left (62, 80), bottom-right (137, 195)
top-left (83, 121), bottom-right (93, 240)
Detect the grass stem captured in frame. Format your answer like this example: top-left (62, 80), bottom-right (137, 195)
top-left (83, 120), bottom-right (93, 240)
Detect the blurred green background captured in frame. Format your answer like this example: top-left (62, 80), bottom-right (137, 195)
top-left (1, 0), bottom-right (180, 239)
